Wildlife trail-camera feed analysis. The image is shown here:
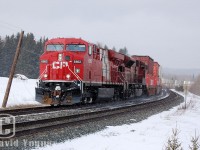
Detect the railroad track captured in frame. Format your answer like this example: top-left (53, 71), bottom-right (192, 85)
top-left (0, 104), bottom-right (80, 116)
top-left (0, 89), bottom-right (168, 116)
top-left (0, 90), bottom-right (182, 138)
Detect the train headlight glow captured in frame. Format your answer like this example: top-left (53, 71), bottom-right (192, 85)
top-left (58, 54), bottom-right (63, 61)
top-left (66, 74), bottom-right (70, 79)
top-left (44, 74), bottom-right (48, 78)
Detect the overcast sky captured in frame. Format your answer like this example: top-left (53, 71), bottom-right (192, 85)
top-left (0, 0), bottom-right (200, 69)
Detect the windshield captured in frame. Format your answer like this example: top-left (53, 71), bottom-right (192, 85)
top-left (66, 44), bottom-right (86, 51)
top-left (46, 44), bottom-right (64, 51)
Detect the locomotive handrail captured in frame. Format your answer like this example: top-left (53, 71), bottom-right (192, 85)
top-left (119, 72), bottom-right (125, 82)
top-left (37, 64), bottom-right (82, 81)
top-left (67, 65), bottom-right (82, 82)
top-left (38, 64), bottom-right (49, 80)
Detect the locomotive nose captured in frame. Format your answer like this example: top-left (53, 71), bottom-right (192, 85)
top-left (47, 52), bottom-right (82, 81)
top-left (50, 53), bottom-right (72, 80)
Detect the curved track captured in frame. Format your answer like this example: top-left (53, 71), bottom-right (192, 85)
top-left (0, 89), bottom-right (169, 116)
top-left (0, 90), bottom-right (183, 138)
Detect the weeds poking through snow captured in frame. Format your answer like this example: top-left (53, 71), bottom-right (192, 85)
top-left (177, 98), bottom-right (196, 111)
top-left (165, 127), bottom-right (183, 150)
top-left (189, 131), bottom-right (200, 150)
top-left (165, 128), bottom-right (200, 150)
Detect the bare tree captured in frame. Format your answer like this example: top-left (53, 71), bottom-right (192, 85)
top-left (190, 75), bottom-right (200, 96)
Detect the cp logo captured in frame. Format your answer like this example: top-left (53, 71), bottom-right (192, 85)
top-left (0, 114), bottom-right (15, 138)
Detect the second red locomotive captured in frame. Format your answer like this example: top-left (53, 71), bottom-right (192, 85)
top-left (35, 38), bottom-right (161, 105)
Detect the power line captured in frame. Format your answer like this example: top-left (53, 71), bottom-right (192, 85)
top-left (0, 20), bottom-right (45, 39)
top-left (0, 24), bottom-right (18, 32)
top-left (0, 20), bottom-right (22, 31)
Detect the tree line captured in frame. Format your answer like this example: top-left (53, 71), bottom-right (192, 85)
top-left (0, 32), bottom-right (47, 79)
top-left (0, 32), bottom-right (129, 79)
top-left (98, 43), bottom-right (129, 55)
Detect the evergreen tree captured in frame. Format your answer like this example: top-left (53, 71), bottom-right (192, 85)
top-left (0, 36), bottom-right (4, 76)
top-left (104, 45), bottom-right (108, 50)
top-left (0, 36), bottom-right (3, 49)
top-left (1, 35), bottom-right (17, 77)
top-left (0, 32), bottom-right (46, 78)
top-left (119, 46), bottom-right (128, 55)
top-left (165, 128), bottom-right (183, 150)
top-left (189, 131), bottom-right (200, 150)
top-left (112, 46), bottom-right (116, 51)
top-left (16, 33), bottom-right (37, 77)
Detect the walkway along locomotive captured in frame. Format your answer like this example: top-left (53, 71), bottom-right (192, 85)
top-left (35, 38), bottom-right (161, 106)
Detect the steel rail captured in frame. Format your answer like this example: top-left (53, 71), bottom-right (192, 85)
top-left (0, 90), bottom-right (182, 138)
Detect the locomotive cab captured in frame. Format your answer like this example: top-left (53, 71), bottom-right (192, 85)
top-left (36, 38), bottom-right (91, 105)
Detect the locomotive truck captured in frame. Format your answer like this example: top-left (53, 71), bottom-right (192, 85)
top-left (35, 38), bottom-right (161, 106)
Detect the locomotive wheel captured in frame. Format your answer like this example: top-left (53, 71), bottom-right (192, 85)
top-left (50, 104), bottom-right (61, 107)
top-left (88, 97), bottom-right (93, 103)
top-left (82, 97), bottom-right (93, 104)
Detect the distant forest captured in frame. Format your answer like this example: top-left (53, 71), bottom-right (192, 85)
top-left (0, 32), bottom-right (47, 79)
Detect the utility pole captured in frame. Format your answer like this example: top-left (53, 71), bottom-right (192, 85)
top-left (183, 81), bottom-right (188, 109)
top-left (2, 31), bottom-right (24, 108)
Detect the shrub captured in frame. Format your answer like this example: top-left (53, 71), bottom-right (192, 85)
top-left (165, 128), bottom-right (183, 150)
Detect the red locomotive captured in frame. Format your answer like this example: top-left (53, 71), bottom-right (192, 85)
top-left (35, 38), bottom-right (161, 105)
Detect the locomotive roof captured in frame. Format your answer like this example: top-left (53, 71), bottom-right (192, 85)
top-left (46, 38), bottom-right (90, 44)
top-left (154, 62), bottom-right (160, 66)
top-left (132, 55), bottom-right (154, 61)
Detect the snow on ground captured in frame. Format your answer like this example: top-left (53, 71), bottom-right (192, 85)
top-left (0, 77), bottom-right (200, 149)
top-left (0, 77), bottom-right (40, 108)
top-left (37, 90), bottom-right (200, 150)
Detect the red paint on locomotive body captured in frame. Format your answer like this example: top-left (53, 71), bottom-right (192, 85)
top-left (36, 37), bottom-right (161, 105)
top-left (132, 55), bottom-right (160, 96)
top-left (153, 62), bottom-right (160, 85)
top-left (39, 38), bottom-right (89, 82)
top-left (132, 55), bottom-right (154, 75)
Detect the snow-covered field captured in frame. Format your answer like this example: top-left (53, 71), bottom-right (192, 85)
top-left (0, 77), bottom-right (200, 149)
top-left (37, 92), bottom-right (200, 150)
top-left (0, 77), bottom-right (40, 108)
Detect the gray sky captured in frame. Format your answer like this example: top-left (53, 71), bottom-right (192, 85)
top-left (0, 0), bottom-right (200, 69)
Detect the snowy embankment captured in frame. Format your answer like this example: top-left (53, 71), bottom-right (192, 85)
top-left (37, 90), bottom-right (200, 150)
top-left (0, 77), bottom-right (199, 149)
top-left (0, 77), bottom-right (40, 108)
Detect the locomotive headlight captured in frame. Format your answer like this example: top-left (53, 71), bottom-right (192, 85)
top-left (75, 68), bottom-right (80, 73)
top-left (44, 74), bottom-right (48, 78)
top-left (66, 74), bottom-right (70, 79)
top-left (58, 54), bottom-right (63, 61)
